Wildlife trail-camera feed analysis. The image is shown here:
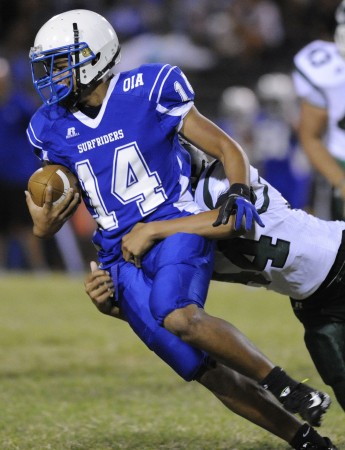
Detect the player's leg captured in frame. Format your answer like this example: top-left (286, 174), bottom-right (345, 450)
top-left (144, 233), bottom-right (273, 380)
top-left (113, 261), bottom-right (209, 381)
top-left (144, 234), bottom-right (330, 425)
top-left (1, 183), bottom-right (47, 271)
top-left (95, 263), bottom-right (338, 448)
top-left (196, 361), bottom-right (337, 450)
top-left (163, 302), bottom-right (329, 426)
top-left (304, 322), bottom-right (345, 411)
top-left (165, 301), bottom-right (274, 379)
top-left (109, 262), bottom-right (336, 447)
top-left (290, 260), bottom-right (345, 413)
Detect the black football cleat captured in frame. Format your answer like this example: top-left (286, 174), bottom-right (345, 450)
top-left (299, 437), bottom-right (338, 449)
top-left (280, 382), bottom-right (331, 426)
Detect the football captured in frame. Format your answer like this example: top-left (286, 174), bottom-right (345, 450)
top-left (28, 164), bottom-right (81, 207)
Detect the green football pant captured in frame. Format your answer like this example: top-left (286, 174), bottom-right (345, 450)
top-left (304, 322), bottom-right (345, 411)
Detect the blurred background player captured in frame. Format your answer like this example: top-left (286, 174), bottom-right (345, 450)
top-left (0, 57), bottom-right (46, 272)
top-left (292, 0), bottom-right (345, 220)
top-left (217, 85), bottom-right (259, 166)
top-left (216, 75), bottom-right (312, 211)
top-left (0, 57), bottom-right (84, 274)
top-left (253, 72), bottom-right (312, 210)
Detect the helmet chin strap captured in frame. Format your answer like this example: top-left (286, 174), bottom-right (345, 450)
top-left (58, 21), bottom-right (121, 110)
top-left (58, 22), bottom-right (82, 109)
top-left (73, 23), bottom-right (81, 88)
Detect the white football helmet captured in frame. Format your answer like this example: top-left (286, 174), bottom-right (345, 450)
top-left (29, 9), bottom-right (121, 106)
top-left (256, 72), bottom-right (297, 119)
top-left (256, 73), bottom-right (295, 104)
top-left (219, 86), bottom-right (259, 121)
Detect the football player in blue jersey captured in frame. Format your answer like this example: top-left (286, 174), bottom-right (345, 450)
top-left (25, 9), bottom-right (336, 450)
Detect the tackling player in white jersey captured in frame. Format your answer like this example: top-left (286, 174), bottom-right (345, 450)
top-left (292, 0), bottom-right (345, 220)
top-left (120, 146), bottom-right (345, 415)
top-left (196, 160), bottom-right (345, 414)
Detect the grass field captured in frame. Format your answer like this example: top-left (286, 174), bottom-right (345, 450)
top-left (0, 273), bottom-right (344, 450)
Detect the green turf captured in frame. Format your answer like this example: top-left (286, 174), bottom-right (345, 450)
top-left (0, 274), bottom-right (343, 449)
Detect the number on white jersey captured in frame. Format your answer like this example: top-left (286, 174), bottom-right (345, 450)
top-left (215, 235), bottom-right (290, 286)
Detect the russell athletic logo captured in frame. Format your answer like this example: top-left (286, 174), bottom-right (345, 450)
top-left (66, 127), bottom-right (80, 139)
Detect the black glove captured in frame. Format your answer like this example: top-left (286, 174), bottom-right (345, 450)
top-left (212, 183), bottom-right (264, 230)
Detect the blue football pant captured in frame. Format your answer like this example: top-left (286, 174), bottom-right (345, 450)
top-left (111, 233), bottom-right (214, 381)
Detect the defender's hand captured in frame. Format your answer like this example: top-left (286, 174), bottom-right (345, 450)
top-left (122, 222), bottom-right (156, 268)
top-left (84, 261), bottom-right (121, 318)
top-left (213, 184), bottom-right (264, 231)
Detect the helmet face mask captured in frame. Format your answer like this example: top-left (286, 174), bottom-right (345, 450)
top-left (29, 9), bottom-right (121, 107)
top-left (30, 42), bottom-right (95, 105)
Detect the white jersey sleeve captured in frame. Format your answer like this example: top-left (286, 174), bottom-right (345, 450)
top-left (292, 71), bottom-right (326, 108)
top-left (292, 40), bottom-right (345, 161)
top-left (195, 160), bottom-right (345, 299)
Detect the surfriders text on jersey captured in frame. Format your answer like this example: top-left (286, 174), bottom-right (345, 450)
top-left (77, 129), bottom-right (124, 153)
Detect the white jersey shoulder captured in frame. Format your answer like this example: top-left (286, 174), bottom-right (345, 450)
top-left (195, 161), bottom-right (345, 300)
top-left (294, 40), bottom-right (345, 88)
top-left (293, 40), bottom-right (345, 161)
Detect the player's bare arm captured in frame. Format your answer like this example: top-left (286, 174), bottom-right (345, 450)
top-left (121, 212), bottom-right (242, 267)
top-left (25, 185), bottom-right (79, 238)
top-left (299, 100), bottom-right (345, 196)
top-left (181, 106), bottom-right (250, 185)
top-left (181, 107), bottom-right (264, 229)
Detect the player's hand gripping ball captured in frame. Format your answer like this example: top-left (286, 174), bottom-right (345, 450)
top-left (28, 165), bottom-right (81, 207)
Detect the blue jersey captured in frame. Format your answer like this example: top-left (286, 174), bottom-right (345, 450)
top-left (26, 64), bottom-right (201, 267)
top-left (0, 92), bottom-right (39, 185)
